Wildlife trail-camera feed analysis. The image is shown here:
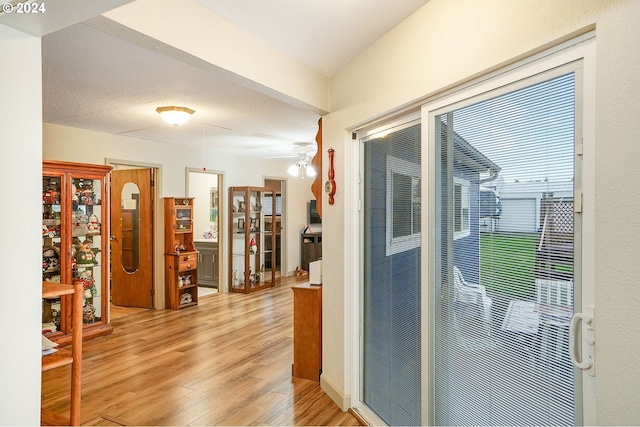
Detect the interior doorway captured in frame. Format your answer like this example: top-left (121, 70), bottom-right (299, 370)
top-left (187, 168), bottom-right (223, 293)
top-left (110, 169), bottom-right (153, 308)
top-left (265, 178), bottom-right (285, 279)
top-left (107, 161), bottom-right (160, 319)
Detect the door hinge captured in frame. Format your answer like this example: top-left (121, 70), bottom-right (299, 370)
top-left (574, 190), bottom-right (583, 213)
top-left (576, 141), bottom-right (584, 156)
top-left (151, 288), bottom-right (155, 297)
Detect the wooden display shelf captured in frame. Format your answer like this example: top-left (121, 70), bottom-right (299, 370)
top-left (41, 281), bottom-right (82, 426)
top-left (42, 348), bottom-right (73, 372)
top-left (164, 198), bottom-right (199, 310)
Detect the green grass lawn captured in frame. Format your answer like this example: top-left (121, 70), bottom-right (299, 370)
top-left (480, 233), bottom-right (539, 297)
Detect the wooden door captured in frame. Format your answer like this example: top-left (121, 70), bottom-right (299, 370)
top-left (110, 169), bottom-right (153, 308)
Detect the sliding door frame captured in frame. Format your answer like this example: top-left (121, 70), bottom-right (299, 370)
top-left (348, 32), bottom-right (595, 426)
top-left (421, 33), bottom-right (596, 425)
top-left (351, 111), bottom-right (421, 425)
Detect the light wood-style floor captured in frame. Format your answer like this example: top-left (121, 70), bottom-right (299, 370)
top-left (42, 276), bottom-right (361, 426)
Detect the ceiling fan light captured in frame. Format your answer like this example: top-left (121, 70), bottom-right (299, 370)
top-left (288, 164), bottom-right (300, 177)
top-left (305, 164), bottom-right (316, 177)
top-left (156, 106), bottom-right (195, 126)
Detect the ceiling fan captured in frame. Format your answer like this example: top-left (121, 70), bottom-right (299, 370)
top-left (265, 142), bottom-right (317, 159)
top-left (265, 142), bottom-right (317, 177)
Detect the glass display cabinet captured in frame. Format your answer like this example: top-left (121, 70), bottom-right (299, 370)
top-left (42, 161), bottom-right (113, 345)
top-left (228, 186), bottom-right (276, 293)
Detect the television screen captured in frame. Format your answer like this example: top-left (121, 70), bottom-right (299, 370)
top-left (308, 200), bottom-right (321, 224)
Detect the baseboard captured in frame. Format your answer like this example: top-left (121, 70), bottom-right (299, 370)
top-left (320, 374), bottom-right (351, 411)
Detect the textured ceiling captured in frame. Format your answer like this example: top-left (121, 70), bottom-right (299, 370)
top-left (41, 0), bottom-right (429, 158)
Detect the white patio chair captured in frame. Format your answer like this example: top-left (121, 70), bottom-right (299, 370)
top-left (535, 278), bottom-right (573, 371)
top-left (453, 266), bottom-right (493, 334)
top-left (535, 278), bottom-right (573, 307)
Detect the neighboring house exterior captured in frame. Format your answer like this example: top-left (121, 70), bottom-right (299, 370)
top-left (485, 180), bottom-right (573, 234)
top-left (452, 132), bottom-right (501, 284)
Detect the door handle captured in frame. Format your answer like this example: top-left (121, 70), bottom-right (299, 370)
top-left (569, 306), bottom-right (596, 376)
top-left (110, 235), bottom-right (117, 241)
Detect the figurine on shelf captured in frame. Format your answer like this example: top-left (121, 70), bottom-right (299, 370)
top-left (42, 246), bottom-right (60, 273)
top-left (77, 270), bottom-right (96, 297)
top-left (42, 257), bottom-right (59, 273)
top-left (76, 240), bottom-right (99, 264)
top-left (42, 223), bottom-right (56, 237)
top-left (44, 275), bottom-right (61, 283)
top-left (77, 180), bottom-right (95, 205)
top-left (179, 292), bottom-right (192, 305)
top-left (249, 237), bottom-right (257, 254)
top-left (72, 210), bottom-right (89, 236)
top-left (249, 269), bottom-right (260, 284)
top-left (42, 183), bottom-right (59, 204)
top-left (50, 304), bottom-right (61, 329)
top-left (71, 183), bottom-right (79, 203)
top-left (233, 270), bottom-right (239, 286)
top-left (83, 301), bottom-right (96, 324)
top-left (238, 200), bottom-right (246, 213)
top-left (87, 214), bottom-right (101, 235)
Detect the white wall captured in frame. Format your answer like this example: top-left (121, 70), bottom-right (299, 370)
top-left (43, 123), bottom-right (315, 295)
top-left (321, 0), bottom-right (640, 423)
top-left (0, 24), bottom-right (42, 426)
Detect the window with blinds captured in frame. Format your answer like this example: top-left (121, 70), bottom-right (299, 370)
top-left (433, 72), bottom-right (578, 426)
top-left (362, 120), bottom-right (421, 426)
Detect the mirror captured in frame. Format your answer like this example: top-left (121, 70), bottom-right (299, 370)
top-left (188, 171), bottom-right (219, 241)
top-left (121, 182), bottom-right (140, 273)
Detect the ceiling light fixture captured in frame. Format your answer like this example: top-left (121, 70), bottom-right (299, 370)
top-left (288, 155), bottom-right (316, 178)
top-left (156, 106), bottom-right (195, 126)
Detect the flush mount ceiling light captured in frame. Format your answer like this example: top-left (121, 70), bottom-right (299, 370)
top-left (287, 154), bottom-right (316, 178)
top-left (156, 106), bottom-right (195, 126)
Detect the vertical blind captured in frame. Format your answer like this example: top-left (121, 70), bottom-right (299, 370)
top-left (433, 72), bottom-right (577, 426)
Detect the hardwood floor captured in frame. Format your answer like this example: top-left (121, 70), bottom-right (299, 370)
top-left (109, 304), bottom-right (148, 319)
top-left (42, 276), bottom-right (360, 426)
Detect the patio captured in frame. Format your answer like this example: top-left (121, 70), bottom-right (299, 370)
top-left (443, 287), bottom-right (575, 426)
top-left (440, 230), bottom-right (576, 426)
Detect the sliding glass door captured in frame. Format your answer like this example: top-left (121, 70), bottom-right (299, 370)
top-left (356, 37), bottom-right (594, 426)
top-left (360, 118), bottom-right (422, 426)
top-left (431, 71), bottom-right (581, 426)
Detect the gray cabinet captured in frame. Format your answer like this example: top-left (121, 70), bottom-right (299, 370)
top-left (195, 241), bottom-right (218, 288)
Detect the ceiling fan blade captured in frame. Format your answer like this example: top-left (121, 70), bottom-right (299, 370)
top-left (264, 154), bottom-right (298, 159)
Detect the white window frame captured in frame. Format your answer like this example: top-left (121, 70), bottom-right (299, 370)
top-left (386, 155), bottom-right (421, 256)
top-left (453, 176), bottom-right (470, 240)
